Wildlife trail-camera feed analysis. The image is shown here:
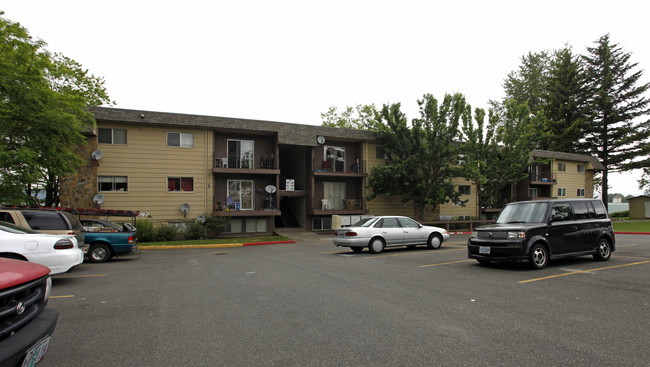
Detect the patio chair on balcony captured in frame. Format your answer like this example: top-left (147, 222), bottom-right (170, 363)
top-left (226, 197), bottom-right (235, 211)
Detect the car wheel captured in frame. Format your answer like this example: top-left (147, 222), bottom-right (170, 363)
top-left (593, 239), bottom-right (612, 261)
top-left (351, 247), bottom-right (363, 253)
top-left (368, 238), bottom-right (385, 254)
top-left (88, 244), bottom-right (112, 263)
top-left (427, 234), bottom-right (442, 249)
top-left (529, 244), bottom-right (548, 269)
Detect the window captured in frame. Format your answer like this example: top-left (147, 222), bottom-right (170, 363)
top-left (312, 217), bottom-right (332, 231)
top-left (577, 188), bottom-right (585, 197)
top-left (227, 180), bottom-right (254, 210)
top-left (246, 219), bottom-right (267, 233)
top-left (558, 162), bottom-right (566, 172)
top-left (0, 212), bottom-right (16, 224)
top-left (228, 140), bottom-right (254, 168)
top-left (459, 185), bottom-right (471, 195)
top-left (572, 202), bottom-right (589, 220)
top-left (397, 217), bottom-right (420, 228)
top-left (324, 146), bottom-right (345, 172)
top-left (558, 188), bottom-right (567, 197)
top-left (225, 219), bottom-right (243, 233)
top-left (592, 200), bottom-right (608, 219)
top-left (167, 132), bottom-right (194, 148)
top-left (323, 182), bottom-right (346, 210)
top-left (577, 164), bottom-right (585, 173)
top-left (529, 188), bottom-right (538, 198)
top-left (376, 146), bottom-right (385, 159)
top-left (551, 203), bottom-right (572, 221)
top-left (98, 128), bottom-right (127, 144)
top-left (378, 218), bottom-right (399, 228)
top-left (167, 177), bottom-right (194, 192)
top-left (98, 176), bottom-right (128, 192)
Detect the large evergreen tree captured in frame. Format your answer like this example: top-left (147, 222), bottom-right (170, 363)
top-left (582, 34), bottom-right (650, 206)
top-left (543, 46), bottom-right (587, 153)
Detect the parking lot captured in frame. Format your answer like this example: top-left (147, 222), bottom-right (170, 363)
top-left (42, 233), bottom-right (649, 366)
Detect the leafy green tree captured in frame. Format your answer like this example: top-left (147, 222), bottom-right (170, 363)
top-left (368, 94), bottom-right (465, 220)
top-left (320, 104), bottom-right (378, 130)
top-left (582, 34), bottom-right (650, 207)
top-left (0, 13), bottom-right (112, 205)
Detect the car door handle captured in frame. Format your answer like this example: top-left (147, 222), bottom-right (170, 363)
top-left (571, 226), bottom-right (578, 231)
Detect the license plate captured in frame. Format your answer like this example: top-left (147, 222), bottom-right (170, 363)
top-left (479, 246), bottom-right (491, 255)
top-left (21, 336), bottom-right (50, 367)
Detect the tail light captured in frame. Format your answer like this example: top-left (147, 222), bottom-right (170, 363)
top-left (54, 238), bottom-right (74, 249)
top-left (345, 232), bottom-right (357, 237)
top-left (128, 235), bottom-right (134, 244)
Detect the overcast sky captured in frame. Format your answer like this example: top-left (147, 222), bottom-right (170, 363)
top-left (2, 0), bottom-right (648, 196)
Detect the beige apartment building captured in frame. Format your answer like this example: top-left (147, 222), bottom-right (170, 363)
top-left (59, 107), bottom-right (604, 233)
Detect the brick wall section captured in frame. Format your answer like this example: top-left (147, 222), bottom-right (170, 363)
top-left (60, 137), bottom-right (97, 208)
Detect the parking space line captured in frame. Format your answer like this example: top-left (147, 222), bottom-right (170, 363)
top-left (420, 260), bottom-right (473, 268)
top-left (53, 274), bottom-right (108, 279)
top-left (519, 260), bottom-right (650, 284)
top-left (367, 248), bottom-right (466, 259)
top-left (50, 295), bottom-right (75, 299)
top-left (615, 255), bottom-right (650, 260)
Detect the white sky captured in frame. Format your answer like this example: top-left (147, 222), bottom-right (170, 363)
top-left (2, 0), bottom-right (648, 196)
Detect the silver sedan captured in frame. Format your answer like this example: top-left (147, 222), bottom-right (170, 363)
top-left (334, 216), bottom-right (450, 254)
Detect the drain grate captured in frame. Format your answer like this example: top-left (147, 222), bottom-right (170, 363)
top-left (212, 252), bottom-right (227, 255)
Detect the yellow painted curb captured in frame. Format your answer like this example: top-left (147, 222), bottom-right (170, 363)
top-left (140, 243), bottom-right (243, 250)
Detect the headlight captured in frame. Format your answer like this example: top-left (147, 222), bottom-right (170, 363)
top-left (507, 232), bottom-right (526, 239)
top-left (471, 232), bottom-right (478, 238)
top-left (44, 276), bottom-right (52, 302)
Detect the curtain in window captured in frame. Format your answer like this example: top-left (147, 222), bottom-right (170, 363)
top-left (324, 182), bottom-right (345, 210)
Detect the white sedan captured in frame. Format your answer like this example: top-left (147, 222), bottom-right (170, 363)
top-left (334, 216), bottom-right (450, 254)
top-left (0, 221), bottom-right (84, 274)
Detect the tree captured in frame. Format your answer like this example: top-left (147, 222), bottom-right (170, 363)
top-left (320, 104), bottom-right (378, 130)
top-left (503, 51), bottom-right (550, 115)
top-left (368, 94), bottom-right (465, 220)
top-left (639, 168), bottom-right (650, 195)
top-left (582, 34), bottom-right (650, 208)
top-left (0, 13), bottom-right (112, 205)
top-left (543, 46), bottom-right (588, 153)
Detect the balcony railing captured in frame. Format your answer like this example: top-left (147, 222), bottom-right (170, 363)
top-left (214, 153), bottom-right (276, 169)
top-left (214, 195), bottom-right (278, 212)
top-left (320, 197), bottom-right (365, 211)
top-left (316, 159), bottom-right (365, 173)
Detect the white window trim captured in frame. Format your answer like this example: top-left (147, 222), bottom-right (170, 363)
top-left (167, 177), bottom-right (194, 192)
top-left (227, 139), bottom-right (255, 169)
top-left (227, 179), bottom-right (255, 210)
top-left (558, 188), bottom-right (567, 197)
top-left (98, 176), bottom-right (128, 192)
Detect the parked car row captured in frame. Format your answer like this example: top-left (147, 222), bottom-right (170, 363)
top-left (333, 199), bottom-right (616, 271)
top-left (0, 208), bottom-right (138, 272)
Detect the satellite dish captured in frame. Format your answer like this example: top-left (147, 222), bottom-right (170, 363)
top-left (93, 194), bottom-right (105, 204)
top-left (196, 215), bottom-right (206, 223)
top-left (265, 185), bottom-right (277, 194)
top-left (180, 203), bottom-right (190, 213)
top-left (91, 150), bottom-right (104, 160)
top-left (317, 136), bottom-right (325, 145)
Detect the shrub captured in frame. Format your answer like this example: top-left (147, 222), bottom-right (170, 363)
top-left (610, 210), bottom-right (629, 219)
top-left (205, 216), bottom-right (230, 238)
top-left (184, 221), bottom-right (207, 240)
top-left (134, 220), bottom-right (155, 242)
top-left (155, 224), bottom-right (180, 242)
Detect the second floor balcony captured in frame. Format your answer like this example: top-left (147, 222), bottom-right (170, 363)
top-left (213, 153), bottom-right (279, 175)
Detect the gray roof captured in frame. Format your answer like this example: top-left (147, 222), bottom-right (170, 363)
top-left (531, 149), bottom-right (605, 170)
top-left (88, 106), bottom-right (378, 146)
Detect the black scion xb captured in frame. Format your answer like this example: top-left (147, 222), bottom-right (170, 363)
top-left (468, 199), bottom-right (615, 269)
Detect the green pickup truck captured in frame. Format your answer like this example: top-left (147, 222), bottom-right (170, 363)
top-left (81, 220), bottom-right (138, 263)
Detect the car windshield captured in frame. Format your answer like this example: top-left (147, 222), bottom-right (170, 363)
top-left (0, 221), bottom-right (40, 234)
top-left (496, 202), bottom-right (548, 224)
top-left (352, 217), bottom-right (378, 227)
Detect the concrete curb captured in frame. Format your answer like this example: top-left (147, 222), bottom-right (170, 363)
top-left (140, 240), bottom-right (296, 250)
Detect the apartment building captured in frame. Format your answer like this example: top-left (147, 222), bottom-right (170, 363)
top-left (59, 107), bottom-right (603, 232)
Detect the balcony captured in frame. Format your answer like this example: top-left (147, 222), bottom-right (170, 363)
top-left (213, 153), bottom-right (279, 175)
top-left (311, 197), bottom-right (368, 215)
top-left (313, 160), bottom-right (367, 178)
top-left (213, 195), bottom-right (280, 217)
